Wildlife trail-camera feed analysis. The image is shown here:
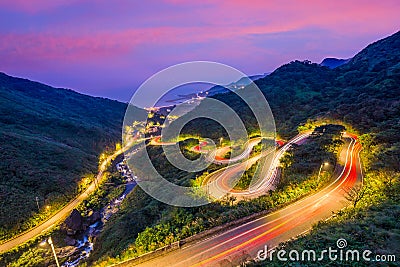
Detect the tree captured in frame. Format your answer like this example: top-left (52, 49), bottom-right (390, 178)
top-left (344, 184), bottom-right (369, 208)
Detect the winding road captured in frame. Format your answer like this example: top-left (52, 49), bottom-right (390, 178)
top-left (0, 138), bottom-right (137, 253)
top-left (150, 135), bottom-right (263, 165)
top-left (204, 133), bottom-right (310, 200)
top-left (117, 133), bottom-right (363, 267)
top-left (1, 130), bottom-right (363, 267)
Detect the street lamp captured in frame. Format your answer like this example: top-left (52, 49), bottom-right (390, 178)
top-left (317, 162), bottom-right (329, 181)
top-left (40, 236), bottom-right (60, 267)
top-left (35, 196), bottom-right (40, 211)
top-left (94, 176), bottom-right (98, 188)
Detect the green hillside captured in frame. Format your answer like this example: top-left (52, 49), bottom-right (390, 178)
top-left (181, 31), bottom-right (400, 158)
top-left (90, 31), bottom-right (400, 265)
top-left (1, 29), bottom-right (399, 266)
top-left (182, 31), bottom-right (400, 266)
top-left (0, 73), bottom-right (129, 240)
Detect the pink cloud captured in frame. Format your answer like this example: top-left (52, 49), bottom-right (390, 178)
top-left (0, 0), bottom-right (80, 13)
top-left (202, 0), bottom-right (399, 35)
top-left (0, 25), bottom-right (286, 64)
top-left (0, 0), bottom-right (399, 101)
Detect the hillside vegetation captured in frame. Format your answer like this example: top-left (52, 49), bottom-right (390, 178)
top-left (90, 125), bottom-right (340, 266)
top-left (1, 29), bottom-right (399, 266)
top-left (180, 31), bottom-right (400, 143)
top-left (0, 73), bottom-right (132, 240)
top-left (248, 32), bottom-right (400, 266)
top-left (96, 30), bottom-right (400, 265)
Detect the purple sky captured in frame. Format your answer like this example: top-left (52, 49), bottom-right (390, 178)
top-left (0, 0), bottom-right (399, 102)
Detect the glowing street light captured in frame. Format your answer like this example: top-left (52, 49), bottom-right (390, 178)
top-left (317, 162), bottom-right (329, 181)
top-left (40, 236), bottom-right (60, 267)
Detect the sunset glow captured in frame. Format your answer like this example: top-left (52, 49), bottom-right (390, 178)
top-left (0, 0), bottom-right (399, 101)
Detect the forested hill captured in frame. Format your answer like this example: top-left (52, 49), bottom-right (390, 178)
top-left (340, 30), bottom-right (400, 72)
top-left (257, 31), bottom-right (400, 137)
top-left (0, 73), bottom-right (133, 237)
top-left (180, 30), bottom-right (400, 169)
top-left (88, 31), bottom-right (399, 265)
top-left (320, 58), bottom-right (350, 69)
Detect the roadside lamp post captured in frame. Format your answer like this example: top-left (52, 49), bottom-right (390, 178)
top-left (40, 236), bottom-right (60, 267)
top-left (317, 162), bottom-right (329, 181)
top-left (93, 176), bottom-right (98, 188)
top-left (35, 197), bottom-right (40, 211)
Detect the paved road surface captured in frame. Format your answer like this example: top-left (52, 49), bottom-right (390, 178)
top-left (118, 134), bottom-right (362, 266)
top-left (204, 133), bottom-right (310, 200)
top-left (0, 139), bottom-right (137, 253)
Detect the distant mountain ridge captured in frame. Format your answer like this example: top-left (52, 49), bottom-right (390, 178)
top-left (320, 57), bottom-right (351, 68)
top-left (203, 73), bottom-right (270, 96)
top-left (339, 30), bottom-right (400, 72)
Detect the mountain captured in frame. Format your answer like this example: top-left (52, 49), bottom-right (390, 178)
top-left (0, 73), bottom-right (142, 238)
top-left (161, 73), bottom-right (271, 106)
top-left (320, 57), bottom-right (350, 68)
top-left (318, 30), bottom-right (400, 71)
top-left (1, 31), bottom-right (399, 266)
top-left (86, 31), bottom-right (400, 265)
top-left (202, 73), bottom-right (270, 96)
top-left (227, 73), bottom-right (270, 87)
top-left (179, 30), bottom-right (400, 141)
top-left (340, 30), bottom-right (400, 72)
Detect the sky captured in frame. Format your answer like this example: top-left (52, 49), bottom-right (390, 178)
top-left (0, 0), bottom-right (399, 102)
